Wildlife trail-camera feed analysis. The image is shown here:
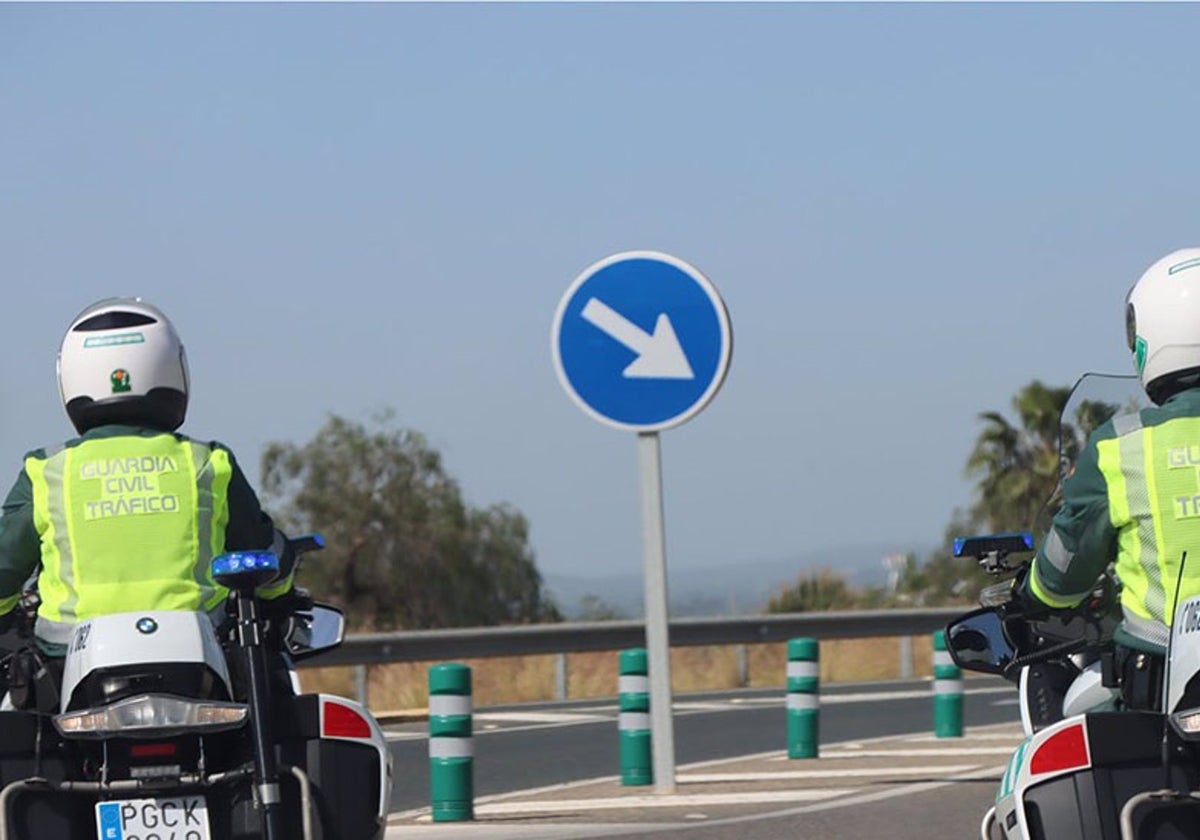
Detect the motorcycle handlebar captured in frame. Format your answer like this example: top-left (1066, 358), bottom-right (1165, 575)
top-left (288, 534), bottom-right (325, 556)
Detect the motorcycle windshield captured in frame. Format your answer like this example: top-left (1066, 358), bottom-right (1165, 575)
top-left (1035, 372), bottom-right (1148, 536)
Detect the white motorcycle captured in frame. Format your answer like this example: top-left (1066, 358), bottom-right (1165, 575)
top-left (0, 535), bottom-right (393, 840)
top-left (947, 374), bottom-right (1200, 840)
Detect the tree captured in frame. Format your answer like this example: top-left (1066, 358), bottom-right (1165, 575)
top-left (902, 512), bottom-right (995, 606)
top-left (965, 380), bottom-right (1070, 535)
top-left (574, 594), bottom-right (625, 621)
top-left (260, 414), bottom-right (562, 630)
top-left (965, 380), bottom-right (1123, 536)
top-left (766, 568), bottom-right (856, 613)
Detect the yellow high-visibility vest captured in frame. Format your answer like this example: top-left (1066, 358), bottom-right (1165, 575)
top-left (1095, 416), bottom-right (1200, 646)
top-left (26, 433), bottom-right (233, 645)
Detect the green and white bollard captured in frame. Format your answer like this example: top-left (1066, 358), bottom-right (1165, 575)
top-left (429, 663), bottom-right (474, 821)
top-left (787, 637), bottom-right (819, 759)
top-left (618, 648), bottom-right (652, 786)
top-left (932, 630), bottom-right (964, 738)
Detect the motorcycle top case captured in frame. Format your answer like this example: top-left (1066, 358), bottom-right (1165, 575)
top-left (61, 610), bottom-right (233, 709)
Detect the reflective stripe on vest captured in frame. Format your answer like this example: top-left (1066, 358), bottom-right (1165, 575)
top-left (27, 435), bottom-right (233, 639)
top-left (1097, 416), bottom-right (1200, 648)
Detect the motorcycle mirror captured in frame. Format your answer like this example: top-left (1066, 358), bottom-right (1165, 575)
top-left (946, 608), bottom-right (1015, 676)
top-left (286, 605), bottom-right (345, 659)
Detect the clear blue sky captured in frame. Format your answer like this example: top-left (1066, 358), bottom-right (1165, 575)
top-left (3, 3), bottom-right (1199, 588)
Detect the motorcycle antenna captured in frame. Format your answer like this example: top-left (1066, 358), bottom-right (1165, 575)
top-left (1161, 550), bottom-right (1190, 793)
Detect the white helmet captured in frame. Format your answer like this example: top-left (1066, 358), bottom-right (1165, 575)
top-left (58, 298), bottom-right (190, 433)
top-left (1127, 248), bottom-right (1200, 404)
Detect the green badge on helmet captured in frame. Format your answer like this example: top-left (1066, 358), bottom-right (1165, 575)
top-left (1135, 336), bottom-right (1148, 374)
top-left (110, 369), bottom-right (132, 394)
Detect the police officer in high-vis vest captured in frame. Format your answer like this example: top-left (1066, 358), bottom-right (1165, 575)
top-left (1020, 248), bottom-right (1200, 710)
top-left (0, 298), bottom-right (294, 658)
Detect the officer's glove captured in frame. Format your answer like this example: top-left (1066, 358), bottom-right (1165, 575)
top-left (1010, 567), bottom-right (1054, 621)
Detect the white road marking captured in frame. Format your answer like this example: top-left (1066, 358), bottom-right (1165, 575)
top-left (673, 702), bottom-right (734, 712)
top-left (387, 711), bottom-right (609, 741)
top-left (812, 747), bottom-right (1016, 758)
top-left (386, 824), bottom-right (661, 838)
top-left (727, 685), bottom-right (1011, 706)
top-left (475, 711), bottom-right (609, 724)
top-left (905, 732), bottom-right (1023, 743)
top-left (466, 788), bottom-right (860, 815)
top-left (678, 764), bottom-right (979, 782)
top-left (826, 686), bottom-right (1011, 704)
top-left (385, 731), bottom-right (425, 742)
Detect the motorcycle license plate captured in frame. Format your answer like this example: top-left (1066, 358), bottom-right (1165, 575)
top-left (95, 795), bottom-right (210, 840)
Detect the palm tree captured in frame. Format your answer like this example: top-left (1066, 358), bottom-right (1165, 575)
top-left (965, 380), bottom-right (1125, 537)
top-left (965, 380), bottom-right (1072, 535)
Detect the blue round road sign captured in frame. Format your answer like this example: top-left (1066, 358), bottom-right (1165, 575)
top-left (552, 251), bottom-right (732, 432)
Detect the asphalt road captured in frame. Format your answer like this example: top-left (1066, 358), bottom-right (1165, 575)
top-left (606, 775), bottom-right (1000, 840)
top-left (384, 677), bottom-right (1019, 813)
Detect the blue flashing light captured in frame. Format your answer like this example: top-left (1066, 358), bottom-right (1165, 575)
top-left (211, 551), bottom-right (280, 578)
top-left (990, 531), bottom-right (1036, 550)
top-left (952, 532), bottom-right (1036, 559)
top-left (312, 533), bottom-right (326, 549)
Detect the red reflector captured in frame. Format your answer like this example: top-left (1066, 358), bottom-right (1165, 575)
top-left (1030, 723), bottom-right (1089, 775)
top-left (130, 742), bottom-right (178, 758)
top-left (323, 701), bottom-right (371, 739)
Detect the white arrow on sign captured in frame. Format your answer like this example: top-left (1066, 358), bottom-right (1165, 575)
top-left (581, 297), bottom-right (695, 380)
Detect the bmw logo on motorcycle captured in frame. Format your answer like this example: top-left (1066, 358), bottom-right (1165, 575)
top-left (135, 616), bottom-right (158, 635)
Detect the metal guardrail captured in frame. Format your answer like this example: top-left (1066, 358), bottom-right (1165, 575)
top-left (299, 607), bottom-right (964, 669)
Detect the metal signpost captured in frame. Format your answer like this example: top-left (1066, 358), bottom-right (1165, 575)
top-left (552, 250), bottom-right (732, 793)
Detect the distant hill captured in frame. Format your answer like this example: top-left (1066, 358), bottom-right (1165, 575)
top-left (544, 540), bottom-right (936, 619)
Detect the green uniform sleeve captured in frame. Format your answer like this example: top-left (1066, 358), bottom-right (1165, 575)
top-left (1030, 435), bottom-right (1117, 608)
top-left (0, 465), bottom-right (43, 616)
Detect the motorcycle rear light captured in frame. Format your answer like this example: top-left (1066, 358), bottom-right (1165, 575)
top-left (1029, 722), bottom-right (1090, 775)
top-left (323, 700), bottom-right (372, 739)
top-left (54, 694), bottom-right (248, 739)
top-left (1170, 707), bottom-right (1200, 739)
top-left (129, 742), bottom-right (178, 758)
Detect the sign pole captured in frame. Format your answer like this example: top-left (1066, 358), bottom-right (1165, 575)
top-left (552, 250), bottom-right (731, 799)
top-left (637, 430), bottom-right (676, 793)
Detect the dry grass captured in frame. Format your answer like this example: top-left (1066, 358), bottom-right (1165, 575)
top-left (298, 635), bottom-right (939, 710)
